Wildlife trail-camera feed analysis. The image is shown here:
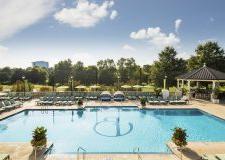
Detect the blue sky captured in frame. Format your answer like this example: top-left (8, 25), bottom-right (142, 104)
top-left (0, 0), bottom-right (225, 68)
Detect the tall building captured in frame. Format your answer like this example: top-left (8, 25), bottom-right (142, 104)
top-left (32, 61), bottom-right (49, 68)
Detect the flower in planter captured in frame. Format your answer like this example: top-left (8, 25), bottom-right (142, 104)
top-left (78, 99), bottom-right (83, 106)
top-left (31, 126), bottom-right (47, 148)
top-left (171, 127), bottom-right (188, 150)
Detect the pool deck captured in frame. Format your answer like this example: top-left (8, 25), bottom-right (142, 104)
top-left (0, 99), bottom-right (225, 160)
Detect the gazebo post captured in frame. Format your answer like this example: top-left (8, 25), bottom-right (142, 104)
top-left (181, 80), bottom-right (184, 88)
top-left (187, 80), bottom-right (191, 98)
top-left (177, 79), bottom-right (180, 89)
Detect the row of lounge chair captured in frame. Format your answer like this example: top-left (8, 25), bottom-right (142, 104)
top-left (0, 99), bottom-right (22, 113)
top-left (1, 95), bottom-right (32, 101)
top-left (37, 96), bottom-right (80, 106)
top-left (202, 153), bottom-right (225, 160)
top-left (148, 97), bottom-right (188, 105)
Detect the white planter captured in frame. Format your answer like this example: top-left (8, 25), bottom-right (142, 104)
top-left (212, 98), bottom-right (220, 104)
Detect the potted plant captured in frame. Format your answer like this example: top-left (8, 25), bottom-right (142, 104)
top-left (172, 127), bottom-right (188, 151)
top-left (77, 99), bottom-right (83, 106)
top-left (140, 97), bottom-right (147, 106)
top-left (212, 87), bottom-right (220, 104)
top-left (31, 126), bottom-right (47, 149)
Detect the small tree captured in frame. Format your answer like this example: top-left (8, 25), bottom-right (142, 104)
top-left (140, 97), bottom-right (147, 106)
top-left (172, 127), bottom-right (188, 150)
top-left (31, 126), bottom-right (47, 148)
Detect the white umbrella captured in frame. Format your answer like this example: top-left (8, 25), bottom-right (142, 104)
top-left (90, 85), bottom-right (101, 89)
top-left (121, 85), bottom-right (132, 89)
top-left (75, 85), bottom-right (87, 89)
top-left (133, 85), bottom-right (143, 89)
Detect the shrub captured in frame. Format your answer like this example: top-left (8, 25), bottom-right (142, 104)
top-left (140, 97), bottom-right (147, 106)
top-left (0, 85), bottom-right (3, 91)
top-left (154, 88), bottom-right (162, 97)
top-left (39, 86), bottom-right (51, 92)
top-left (31, 126), bottom-right (47, 148)
top-left (11, 80), bottom-right (33, 92)
top-left (172, 127), bottom-right (188, 150)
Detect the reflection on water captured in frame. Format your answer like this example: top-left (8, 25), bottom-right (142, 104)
top-left (77, 109), bottom-right (84, 119)
top-left (93, 108), bottom-right (133, 137)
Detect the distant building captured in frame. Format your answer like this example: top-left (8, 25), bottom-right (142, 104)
top-left (32, 61), bottom-right (49, 68)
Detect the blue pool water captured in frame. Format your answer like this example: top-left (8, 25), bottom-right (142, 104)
top-left (0, 107), bottom-right (225, 153)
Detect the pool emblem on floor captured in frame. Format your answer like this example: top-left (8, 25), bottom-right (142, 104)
top-left (94, 117), bottom-right (133, 137)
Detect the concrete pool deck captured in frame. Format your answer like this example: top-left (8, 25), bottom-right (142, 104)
top-left (0, 99), bottom-right (225, 160)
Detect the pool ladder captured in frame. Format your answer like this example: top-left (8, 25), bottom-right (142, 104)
top-left (77, 146), bottom-right (87, 160)
top-left (133, 147), bottom-right (142, 160)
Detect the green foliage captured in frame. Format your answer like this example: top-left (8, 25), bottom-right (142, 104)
top-left (26, 67), bottom-right (47, 84)
top-left (172, 127), bottom-right (188, 149)
top-left (97, 59), bottom-right (117, 85)
top-left (154, 88), bottom-right (162, 97)
top-left (11, 80), bottom-right (33, 92)
top-left (39, 86), bottom-right (52, 92)
top-left (54, 59), bottom-right (73, 85)
top-left (150, 47), bottom-right (187, 87)
top-left (0, 85), bottom-right (3, 91)
top-left (140, 97), bottom-right (147, 106)
top-left (188, 41), bottom-right (225, 72)
top-left (31, 126), bottom-right (47, 148)
top-left (213, 86), bottom-right (220, 99)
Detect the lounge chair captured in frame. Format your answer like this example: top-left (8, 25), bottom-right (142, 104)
top-left (114, 91), bottom-right (125, 101)
top-left (216, 154), bottom-right (225, 160)
top-left (3, 101), bottom-right (14, 110)
top-left (201, 154), bottom-right (220, 160)
top-left (0, 153), bottom-right (10, 160)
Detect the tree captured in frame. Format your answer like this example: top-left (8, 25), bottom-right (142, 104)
top-left (117, 58), bottom-right (139, 84)
top-left (26, 67), bottom-right (47, 84)
top-left (0, 67), bottom-right (13, 84)
top-left (188, 41), bottom-right (225, 72)
top-left (11, 68), bottom-right (26, 83)
top-left (54, 59), bottom-right (72, 84)
top-left (97, 59), bottom-right (117, 85)
top-left (150, 47), bottom-right (187, 87)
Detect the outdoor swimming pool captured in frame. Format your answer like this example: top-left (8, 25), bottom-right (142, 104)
top-left (0, 107), bottom-right (225, 153)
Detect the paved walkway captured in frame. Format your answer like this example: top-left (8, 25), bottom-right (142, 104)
top-left (0, 99), bottom-right (225, 160)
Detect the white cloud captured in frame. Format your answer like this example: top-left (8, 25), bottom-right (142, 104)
top-left (0, 0), bottom-right (55, 40)
top-left (130, 27), bottom-right (180, 48)
top-left (175, 19), bottom-right (182, 33)
top-left (0, 45), bottom-right (8, 56)
top-left (110, 10), bottom-right (118, 20)
top-left (123, 44), bottom-right (136, 51)
top-left (54, 0), bottom-right (115, 28)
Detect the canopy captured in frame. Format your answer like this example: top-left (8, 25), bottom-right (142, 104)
top-left (177, 65), bottom-right (225, 81)
top-left (121, 85), bottom-right (132, 89)
top-left (143, 85), bottom-right (153, 88)
top-left (75, 85), bottom-right (87, 89)
top-left (89, 85), bottom-right (101, 89)
top-left (133, 85), bottom-right (143, 89)
top-left (114, 91), bottom-right (125, 96)
top-left (100, 91), bottom-right (111, 96)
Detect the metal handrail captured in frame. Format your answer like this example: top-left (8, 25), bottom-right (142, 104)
top-left (77, 146), bottom-right (87, 160)
top-left (133, 147), bottom-right (142, 160)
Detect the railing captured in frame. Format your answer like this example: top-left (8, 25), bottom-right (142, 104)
top-left (133, 147), bottom-right (142, 160)
top-left (77, 146), bottom-right (87, 160)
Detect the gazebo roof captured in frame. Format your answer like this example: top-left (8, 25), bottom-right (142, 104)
top-left (177, 65), bottom-right (225, 81)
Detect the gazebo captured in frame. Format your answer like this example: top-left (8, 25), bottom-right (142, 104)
top-left (177, 64), bottom-right (225, 100)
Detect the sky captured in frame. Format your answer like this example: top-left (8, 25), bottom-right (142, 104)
top-left (0, 0), bottom-right (225, 68)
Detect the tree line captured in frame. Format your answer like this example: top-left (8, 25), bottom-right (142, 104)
top-left (0, 41), bottom-right (225, 88)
